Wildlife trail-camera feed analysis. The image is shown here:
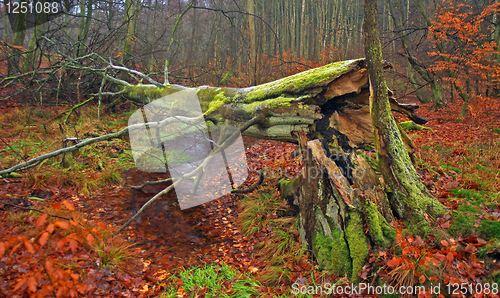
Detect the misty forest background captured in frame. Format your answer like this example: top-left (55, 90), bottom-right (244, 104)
top-left (3, 0), bottom-right (495, 106)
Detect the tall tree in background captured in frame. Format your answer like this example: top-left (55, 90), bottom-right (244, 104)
top-left (387, 0), bottom-right (444, 107)
top-left (247, 0), bottom-right (257, 85)
top-left (23, 0), bottom-right (49, 71)
top-left (122, 0), bottom-right (140, 66)
top-left (7, 0), bottom-right (28, 75)
top-left (74, 0), bottom-right (93, 57)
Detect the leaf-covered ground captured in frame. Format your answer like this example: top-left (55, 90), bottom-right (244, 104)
top-left (1, 95), bottom-right (500, 297)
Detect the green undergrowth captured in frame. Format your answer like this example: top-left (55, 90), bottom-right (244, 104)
top-left (444, 187), bottom-right (500, 240)
top-left (238, 186), bottom-right (307, 286)
top-left (161, 263), bottom-right (265, 298)
top-left (0, 104), bottom-right (136, 195)
top-left (418, 139), bottom-right (500, 192)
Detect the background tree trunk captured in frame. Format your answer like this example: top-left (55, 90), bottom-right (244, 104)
top-left (8, 0), bottom-right (27, 75)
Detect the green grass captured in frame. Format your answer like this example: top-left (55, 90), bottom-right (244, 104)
top-left (238, 188), bottom-right (306, 285)
top-left (161, 263), bottom-right (262, 298)
top-left (479, 220), bottom-right (500, 239)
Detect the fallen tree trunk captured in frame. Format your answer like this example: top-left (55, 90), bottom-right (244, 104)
top-left (121, 58), bottom-right (426, 150)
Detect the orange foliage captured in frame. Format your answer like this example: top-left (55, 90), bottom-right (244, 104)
top-left (428, 1), bottom-right (500, 100)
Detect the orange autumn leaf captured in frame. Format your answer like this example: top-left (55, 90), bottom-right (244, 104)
top-left (39, 232), bottom-right (50, 246)
top-left (45, 260), bottom-right (54, 273)
top-left (54, 221), bottom-right (69, 229)
top-left (27, 276), bottom-right (37, 292)
top-left (97, 222), bottom-right (107, 230)
top-left (69, 239), bottom-right (78, 253)
top-left (62, 200), bottom-right (75, 211)
top-left (35, 213), bottom-right (49, 227)
top-left (419, 274), bottom-right (426, 284)
top-left (10, 242), bottom-right (23, 255)
top-left (177, 288), bottom-right (186, 296)
top-left (52, 203), bottom-right (62, 211)
top-left (13, 276), bottom-right (27, 292)
top-left (46, 223), bottom-right (55, 234)
top-left (23, 239), bottom-right (35, 254)
top-left (56, 239), bottom-right (66, 252)
top-left (0, 242), bottom-right (5, 257)
top-left (86, 233), bottom-right (95, 245)
top-left (447, 252), bottom-right (454, 262)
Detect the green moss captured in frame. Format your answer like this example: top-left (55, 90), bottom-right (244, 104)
top-left (345, 211), bottom-right (369, 282)
top-left (458, 205), bottom-right (481, 213)
top-left (480, 220), bottom-right (500, 239)
top-left (478, 240), bottom-right (500, 258)
top-left (313, 231), bottom-right (352, 276)
top-left (399, 121), bottom-right (432, 131)
top-left (245, 59), bottom-right (362, 102)
top-left (449, 188), bottom-right (487, 204)
top-left (125, 84), bottom-right (165, 102)
top-left (278, 177), bottom-right (299, 198)
top-left (242, 95), bottom-right (293, 114)
top-left (448, 210), bottom-right (476, 237)
top-left (203, 91), bottom-right (231, 116)
top-left (364, 201), bottom-right (395, 249)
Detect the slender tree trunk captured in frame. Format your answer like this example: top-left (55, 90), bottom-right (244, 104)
top-left (74, 0), bottom-right (93, 57)
top-left (122, 0), bottom-right (139, 66)
top-left (3, 8), bottom-right (13, 44)
top-left (8, 0), bottom-right (27, 75)
top-left (247, 0), bottom-right (256, 85)
top-left (23, 1), bottom-right (48, 71)
top-left (364, 0), bottom-right (446, 230)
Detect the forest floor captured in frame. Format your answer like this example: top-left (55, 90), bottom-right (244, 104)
top-left (1, 94), bottom-right (500, 297)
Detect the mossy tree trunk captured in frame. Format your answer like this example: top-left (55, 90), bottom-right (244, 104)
top-left (364, 0), bottom-right (446, 230)
top-left (121, 59), bottom-right (426, 148)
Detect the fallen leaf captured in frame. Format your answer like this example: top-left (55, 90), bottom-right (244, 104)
top-left (419, 274), bottom-right (425, 284)
top-left (35, 213), bottom-right (48, 227)
top-left (86, 233), bottom-right (95, 245)
top-left (0, 242), bottom-right (5, 257)
top-left (24, 239), bottom-right (35, 254)
top-left (54, 221), bottom-right (69, 229)
top-left (69, 239), bottom-right (78, 253)
top-left (62, 200), bottom-right (75, 211)
top-left (27, 276), bottom-right (37, 292)
top-left (97, 222), bottom-right (107, 230)
top-left (52, 203), bottom-right (61, 211)
top-left (39, 232), bottom-right (49, 246)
